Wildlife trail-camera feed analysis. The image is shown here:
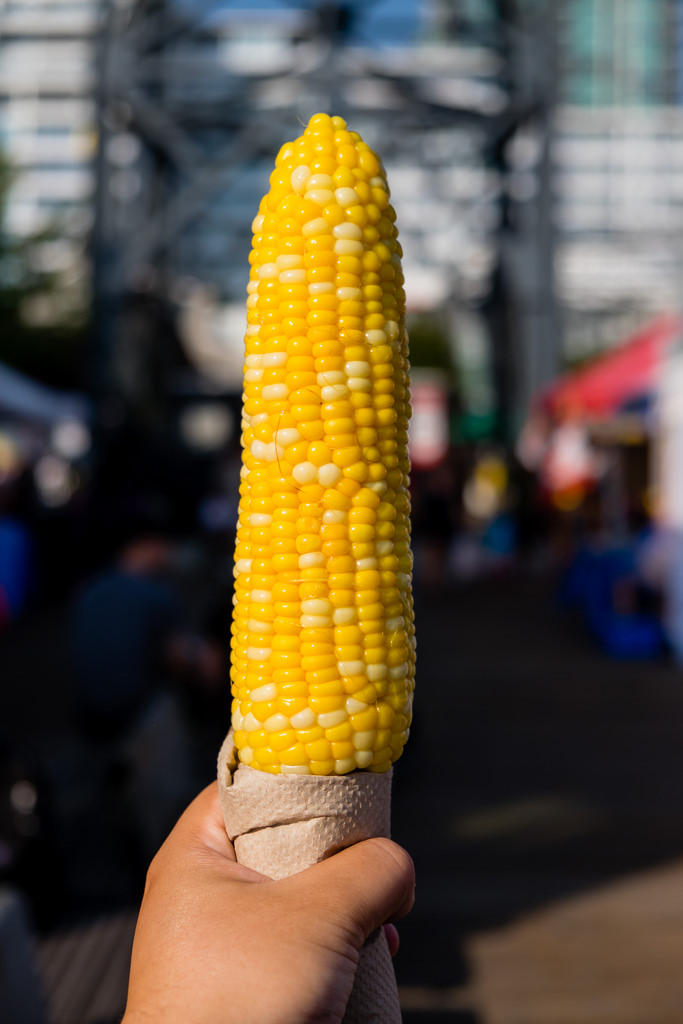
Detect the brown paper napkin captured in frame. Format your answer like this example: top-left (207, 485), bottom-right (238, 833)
top-left (217, 733), bottom-right (402, 1024)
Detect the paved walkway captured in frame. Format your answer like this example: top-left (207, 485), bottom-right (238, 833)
top-left (394, 572), bottom-right (683, 1023)
top-left (466, 858), bottom-right (683, 1024)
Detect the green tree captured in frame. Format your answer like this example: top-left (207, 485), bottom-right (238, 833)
top-left (0, 149), bottom-right (88, 389)
top-left (406, 311), bottom-right (457, 383)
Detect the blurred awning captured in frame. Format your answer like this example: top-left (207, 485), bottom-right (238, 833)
top-left (0, 361), bottom-right (90, 426)
top-left (537, 314), bottom-right (683, 421)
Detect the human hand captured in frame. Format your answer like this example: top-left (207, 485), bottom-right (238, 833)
top-left (122, 783), bottom-right (414, 1024)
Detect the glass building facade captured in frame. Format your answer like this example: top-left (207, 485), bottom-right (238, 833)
top-left (560, 0), bottom-right (676, 107)
top-left (0, 0), bottom-right (97, 236)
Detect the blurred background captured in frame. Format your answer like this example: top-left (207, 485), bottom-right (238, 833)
top-left (3, 0), bottom-right (683, 1021)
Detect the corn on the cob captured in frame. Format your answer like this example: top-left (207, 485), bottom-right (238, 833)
top-left (230, 112), bottom-right (414, 776)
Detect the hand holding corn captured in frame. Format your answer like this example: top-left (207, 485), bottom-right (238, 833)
top-left (123, 786), bottom-right (414, 1024)
top-left (219, 113), bottom-right (414, 1024)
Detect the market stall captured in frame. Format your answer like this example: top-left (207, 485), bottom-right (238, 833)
top-left (520, 314), bottom-right (683, 657)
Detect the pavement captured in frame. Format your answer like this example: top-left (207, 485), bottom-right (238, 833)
top-left (393, 571), bottom-right (683, 1023)
top-left (4, 567), bottom-right (683, 1022)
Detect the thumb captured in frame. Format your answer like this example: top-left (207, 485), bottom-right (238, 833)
top-left (287, 837), bottom-right (415, 947)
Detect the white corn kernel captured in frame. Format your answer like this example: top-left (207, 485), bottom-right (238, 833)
top-left (291, 707), bottom-right (316, 729)
top-left (302, 217), bottom-right (331, 236)
top-left (334, 238), bottom-right (363, 256)
top-left (274, 427), bottom-right (300, 446)
top-left (389, 663), bottom-right (409, 679)
top-left (261, 384), bottom-right (289, 402)
top-left (306, 173), bottom-right (334, 190)
top-left (258, 263), bottom-right (278, 280)
top-left (277, 254), bottom-right (303, 269)
top-left (264, 713), bottom-right (291, 732)
top-left (318, 464), bottom-right (342, 486)
top-left (317, 371), bottom-right (345, 386)
top-left (323, 509), bottom-right (346, 524)
top-left (321, 384), bottom-right (348, 401)
top-left (337, 660), bottom-right (364, 675)
top-left (247, 647), bottom-right (272, 662)
top-left (249, 513), bottom-right (272, 526)
top-left (334, 187), bottom-right (359, 206)
top-left (333, 222), bottom-right (362, 240)
top-left (301, 599), bottom-right (332, 616)
top-left (262, 352), bottom-right (287, 367)
top-left (345, 361), bottom-right (371, 377)
top-left (290, 165), bottom-right (311, 192)
top-left (301, 614), bottom-right (332, 628)
top-left (279, 269), bottom-right (306, 284)
top-left (299, 552), bottom-right (325, 568)
top-left (292, 461), bottom-right (318, 485)
top-left (318, 710), bottom-right (348, 729)
top-left (249, 683), bottom-right (277, 702)
top-left (307, 189), bottom-right (335, 205)
top-left (247, 619), bottom-right (274, 634)
top-left (333, 607), bottom-right (357, 625)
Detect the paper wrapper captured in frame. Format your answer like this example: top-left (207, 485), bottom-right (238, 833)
top-left (217, 733), bottom-right (402, 1024)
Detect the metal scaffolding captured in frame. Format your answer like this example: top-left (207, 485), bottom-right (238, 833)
top-left (91, 0), bottom-right (560, 437)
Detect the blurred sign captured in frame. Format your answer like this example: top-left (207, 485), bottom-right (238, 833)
top-left (540, 420), bottom-right (600, 510)
top-left (409, 373), bottom-right (450, 469)
top-left (451, 310), bottom-right (497, 439)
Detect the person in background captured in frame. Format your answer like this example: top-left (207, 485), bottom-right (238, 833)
top-left (70, 531), bottom-right (223, 863)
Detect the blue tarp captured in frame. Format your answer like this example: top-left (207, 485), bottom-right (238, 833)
top-left (561, 543), bottom-right (665, 659)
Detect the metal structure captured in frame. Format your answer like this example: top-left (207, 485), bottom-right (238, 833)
top-left (91, 0), bottom-right (560, 438)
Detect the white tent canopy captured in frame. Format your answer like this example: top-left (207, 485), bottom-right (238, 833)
top-left (0, 361), bottom-right (90, 426)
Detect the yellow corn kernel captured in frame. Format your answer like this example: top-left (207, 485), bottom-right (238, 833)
top-left (305, 738), bottom-right (332, 761)
top-left (231, 113), bottom-right (414, 776)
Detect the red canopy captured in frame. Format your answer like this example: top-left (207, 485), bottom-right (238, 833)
top-left (539, 314), bottom-right (683, 420)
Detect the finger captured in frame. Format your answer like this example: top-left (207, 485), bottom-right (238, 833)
top-left (383, 923), bottom-right (400, 958)
top-left (288, 837), bottom-right (415, 944)
top-left (150, 784), bottom-right (270, 889)
top-left (167, 783), bottom-right (236, 860)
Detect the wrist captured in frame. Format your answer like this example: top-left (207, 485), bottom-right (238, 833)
top-left (121, 1010), bottom-right (157, 1024)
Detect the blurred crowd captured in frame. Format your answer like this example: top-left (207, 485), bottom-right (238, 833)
top-left (0, 382), bottom-right (241, 930)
